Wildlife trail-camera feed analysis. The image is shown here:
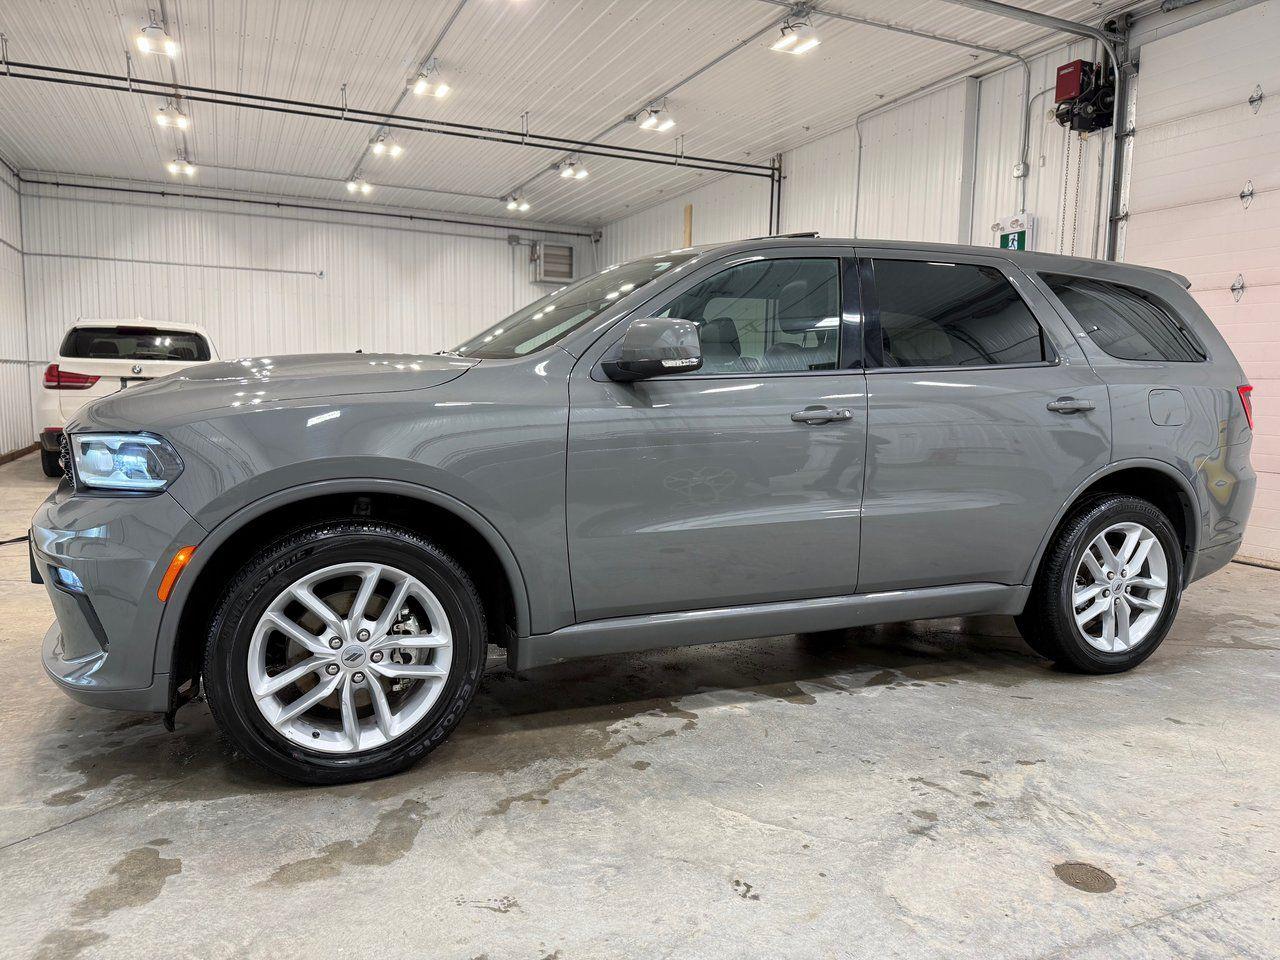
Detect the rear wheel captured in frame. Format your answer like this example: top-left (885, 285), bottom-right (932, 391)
top-left (1016, 495), bottom-right (1183, 673)
top-left (203, 522), bottom-right (486, 784)
top-left (40, 447), bottom-right (62, 478)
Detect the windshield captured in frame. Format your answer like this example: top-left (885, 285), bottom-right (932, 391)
top-left (452, 251), bottom-right (698, 359)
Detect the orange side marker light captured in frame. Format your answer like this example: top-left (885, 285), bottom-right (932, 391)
top-left (158, 545), bottom-right (197, 602)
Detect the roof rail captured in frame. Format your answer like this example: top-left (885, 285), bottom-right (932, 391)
top-left (744, 231), bottom-right (821, 240)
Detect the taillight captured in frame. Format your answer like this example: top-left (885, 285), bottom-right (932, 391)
top-left (1238, 384), bottom-right (1254, 431)
top-left (42, 364), bottom-right (100, 390)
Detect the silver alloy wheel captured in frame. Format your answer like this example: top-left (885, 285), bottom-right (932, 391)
top-left (247, 562), bottom-right (453, 754)
top-left (1072, 521), bottom-right (1169, 653)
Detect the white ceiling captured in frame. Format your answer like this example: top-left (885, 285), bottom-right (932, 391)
top-left (0, 0), bottom-right (1132, 228)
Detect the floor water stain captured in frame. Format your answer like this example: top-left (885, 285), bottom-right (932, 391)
top-left (35, 841), bottom-right (181, 960)
top-left (260, 798), bottom-right (432, 887)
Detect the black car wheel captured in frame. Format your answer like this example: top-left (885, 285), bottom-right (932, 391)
top-left (203, 521), bottom-right (486, 784)
top-left (1016, 495), bottom-right (1183, 674)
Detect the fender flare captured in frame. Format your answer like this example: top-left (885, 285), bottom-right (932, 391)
top-left (153, 477), bottom-right (532, 676)
top-left (1021, 458), bottom-right (1202, 586)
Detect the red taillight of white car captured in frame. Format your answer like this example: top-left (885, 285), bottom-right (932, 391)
top-left (1238, 384), bottom-right (1254, 431)
top-left (43, 363), bottom-right (100, 390)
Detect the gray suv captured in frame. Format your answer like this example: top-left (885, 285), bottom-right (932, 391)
top-left (33, 237), bottom-right (1255, 783)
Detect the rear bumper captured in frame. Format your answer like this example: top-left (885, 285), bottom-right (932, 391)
top-left (1189, 535), bottom-right (1242, 584)
top-left (41, 622), bottom-right (169, 711)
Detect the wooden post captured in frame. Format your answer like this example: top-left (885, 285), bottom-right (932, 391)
top-left (683, 203), bottom-right (693, 247)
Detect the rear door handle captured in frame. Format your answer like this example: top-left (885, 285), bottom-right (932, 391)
top-left (791, 406), bottom-right (853, 425)
top-left (1046, 396), bottom-right (1096, 414)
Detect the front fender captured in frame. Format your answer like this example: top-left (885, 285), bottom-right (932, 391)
top-left (153, 476), bottom-right (534, 678)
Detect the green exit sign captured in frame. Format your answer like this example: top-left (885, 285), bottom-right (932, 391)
top-left (1000, 229), bottom-right (1027, 250)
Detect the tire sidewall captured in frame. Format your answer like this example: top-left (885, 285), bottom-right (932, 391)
top-left (1053, 499), bottom-right (1183, 672)
top-left (206, 523), bottom-right (485, 783)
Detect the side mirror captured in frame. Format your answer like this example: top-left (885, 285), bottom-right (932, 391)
top-left (601, 317), bottom-right (703, 383)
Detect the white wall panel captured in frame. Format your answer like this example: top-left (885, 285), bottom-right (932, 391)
top-left (780, 124), bottom-right (860, 238)
top-left (0, 164), bottom-right (33, 457)
top-left (852, 79), bottom-right (979, 245)
top-left (20, 185), bottom-right (594, 368)
top-left (598, 174), bottom-right (769, 264)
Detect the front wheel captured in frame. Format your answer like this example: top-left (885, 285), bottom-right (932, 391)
top-left (203, 522), bottom-right (486, 784)
top-left (1016, 495), bottom-right (1183, 674)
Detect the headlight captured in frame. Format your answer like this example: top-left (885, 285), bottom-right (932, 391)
top-left (69, 433), bottom-right (184, 492)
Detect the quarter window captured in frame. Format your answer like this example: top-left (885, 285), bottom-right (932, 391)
top-left (1041, 274), bottom-right (1206, 362)
top-left (659, 258), bottom-right (842, 374)
top-left (871, 259), bottom-right (1051, 368)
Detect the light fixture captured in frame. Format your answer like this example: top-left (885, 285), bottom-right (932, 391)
top-left (412, 59), bottom-right (451, 99)
top-left (771, 21), bottom-right (820, 55)
top-left (636, 104), bottom-right (676, 133)
top-left (166, 158), bottom-right (196, 177)
top-left (135, 13), bottom-right (179, 57)
top-left (154, 102), bottom-right (190, 130)
top-left (504, 194), bottom-right (531, 212)
top-left (558, 158), bottom-right (588, 180)
top-left (370, 135), bottom-right (403, 158)
top-left (346, 178), bottom-right (372, 195)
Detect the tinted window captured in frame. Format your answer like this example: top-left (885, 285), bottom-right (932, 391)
top-left (61, 327), bottom-right (210, 362)
top-left (453, 251), bottom-right (698, 359)
top-left (872, 260), bottom-right (1050, 368)
top-left (1042, 274), bottom-right (1206, 362)
top-left (659, 258), bottom-right (841, 374)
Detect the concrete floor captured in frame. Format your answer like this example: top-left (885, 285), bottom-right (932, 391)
top-left (0, 454), bottom-right (1277, 959)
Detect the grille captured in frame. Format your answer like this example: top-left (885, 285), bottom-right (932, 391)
top-left (58, 433), bottom-right (72, 485)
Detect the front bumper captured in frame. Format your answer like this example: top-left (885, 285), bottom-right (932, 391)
top-left (42, 622), bottom-right (170, 711)
top-left (32, 485), bottom-right (206, 712)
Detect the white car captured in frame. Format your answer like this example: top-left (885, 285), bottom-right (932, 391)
top-left (37, 319), bottom-right (219, 477)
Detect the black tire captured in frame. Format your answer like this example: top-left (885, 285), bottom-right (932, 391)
top-left (1016, 495), bottom-right (1183, 674)
top-left (40, 447), bottom-right (62, 478)
top-left (203, 521), bottom-right (486, 784)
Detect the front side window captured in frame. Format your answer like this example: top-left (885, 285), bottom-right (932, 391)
top-left (61, 327), bottom-right (211, 362)
top-left (453, 251), bottom-right (698, 359)
top-left (872, 260), bottom-right (1051, 368)
top-left (658, 258), bottom-right (841, 374)
top-left (1041, 274), bottom-right (1206, 362)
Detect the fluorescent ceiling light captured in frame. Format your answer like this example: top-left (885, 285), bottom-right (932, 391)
top-left (772, 22), bottom-right (819, 55)
top-left (371, 136), bottom-right (403, 158)
top-left (558, 159), bottom-right (588, 180)
top-left (346, 179), bottom-right (372, 195)
top-left (166, 158), bottom-right (196, 177)
top-left (412, 61), bottom-right (451, 99)
top-left (636, 105), bottom-right (676, 133)
top-left (136, 19), bottom-right (178, 57)
top-left (504, 195), bottom-right (530, 212)
top-left (154, 103), bottom-right (189, 130)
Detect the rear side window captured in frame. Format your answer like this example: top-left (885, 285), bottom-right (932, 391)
top-left (60, 327), bottom-right (211, 362)
top-left (871, 259), bottom-right (1051, 368)
top-left (1041, 274), bottom-right (1206, 362)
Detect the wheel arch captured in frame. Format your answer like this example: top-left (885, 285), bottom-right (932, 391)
top-left (157, 478), bottom-right (531, 707)
top-left (1024, 459), bottom-right (1201, 587)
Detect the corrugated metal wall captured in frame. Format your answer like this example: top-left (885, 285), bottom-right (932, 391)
top-left (847, 79), bottom-right (980, 244)
top-left (0, 165), bottom-right (33, 457)
top-left (20, 182), bottom-right (595, 379)
top-left (598, 175), bottom-right (771, 265)
top-left (970, 39), bottom-right (1110, 256)
top-left (602, 40), bottom-right (1119, 263)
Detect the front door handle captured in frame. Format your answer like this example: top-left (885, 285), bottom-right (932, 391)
top-left (1046, 396), bottom-right (1096, 414)
top-left (791, 406), bottom-right (854, 425)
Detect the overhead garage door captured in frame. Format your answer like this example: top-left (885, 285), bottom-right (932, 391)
top-left (1124, 0), bottom-right (1280, 563)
